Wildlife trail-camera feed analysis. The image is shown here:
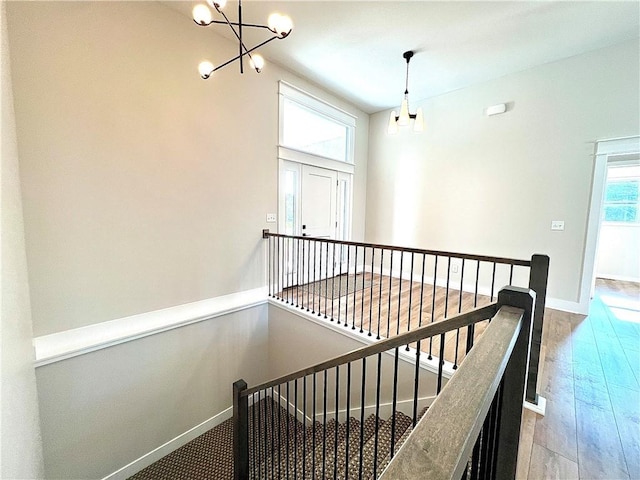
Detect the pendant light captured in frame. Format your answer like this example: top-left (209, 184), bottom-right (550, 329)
top-left (388, 50), bottom-right (424, 134)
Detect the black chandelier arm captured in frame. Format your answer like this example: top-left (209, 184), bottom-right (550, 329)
top-left (394, 113), bottom-right (418, 122)
top-left (209, 35), bottom-right (280, 74)
top-left (193, 19), bottom-right (273, 31)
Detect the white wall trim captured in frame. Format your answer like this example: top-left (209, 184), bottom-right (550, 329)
top-left (102, 407), bottom-right (233, 480)
top-left (34, 287), bottom-right (268, 367)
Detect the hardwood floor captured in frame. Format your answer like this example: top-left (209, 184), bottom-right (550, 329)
top-left (517, 278), bottom-right (640, 480)
top-left (279, 272), bottom-right (494, 366)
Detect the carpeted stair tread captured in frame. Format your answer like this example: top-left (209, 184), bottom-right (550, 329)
top-left (333, 414), bottom-right (379, 479)
top-left (314, 417), bottom-right (360, 479)
top-left (368, 418), bottom-right (414, 479)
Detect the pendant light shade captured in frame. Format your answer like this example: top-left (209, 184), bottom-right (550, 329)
top-left (388, 111), bottom-right (399, 134)
top-left (398, 97), bottom-right (410, 126)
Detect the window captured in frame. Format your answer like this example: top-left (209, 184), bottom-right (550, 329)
top-left (602, 165), bottom-right (640, 224)
top-left (279, 82), bottom-right (355, 164)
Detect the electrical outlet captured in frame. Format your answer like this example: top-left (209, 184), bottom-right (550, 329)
top-left (452, 264), bottom-right (459, 273)
top-left (551, 220), bottom-right (564, 231)
top-left (266, 213), bottom-right (277, 223)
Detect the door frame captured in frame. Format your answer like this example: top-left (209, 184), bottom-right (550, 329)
top-left (581, 136), bottom-right (640, 311)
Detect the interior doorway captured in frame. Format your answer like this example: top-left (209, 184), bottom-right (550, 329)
top-left (581, 136), bottom-right (640, 312)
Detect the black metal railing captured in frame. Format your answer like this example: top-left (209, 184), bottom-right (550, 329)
top-left (262, 230), bottom-right (548, 405)
top-left (233, 287), bottom-right (535, 480)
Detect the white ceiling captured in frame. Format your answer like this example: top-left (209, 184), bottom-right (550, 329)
top-left (163, 1), bottom-right (640, 114)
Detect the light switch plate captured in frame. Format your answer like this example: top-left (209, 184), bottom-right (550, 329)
top-left (551, 220), bottom-right (564, 231)
top-left (266, 213), bottom-right (277, 223)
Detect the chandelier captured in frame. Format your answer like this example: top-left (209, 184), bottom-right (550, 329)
top-left (388, 51), bottom-right (424, 134)
top-left (192, 0), bottom-right (293, 79)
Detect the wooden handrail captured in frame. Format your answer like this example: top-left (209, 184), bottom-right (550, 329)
top-left (380, 305), bottom-right (525, 480)
top-left (241, 303), bottom-right (498, 397)
top-left (262, 230), bottom-right (531, 267)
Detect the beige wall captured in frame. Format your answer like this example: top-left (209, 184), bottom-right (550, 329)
top-left (0, 2), bottom-right (45, 477)
top-left (366, 40), bottom-right (640, 305)
top-left (6, 1), bottom-right (368, 337)
top-left (35, 305), bottom-right (269, 479)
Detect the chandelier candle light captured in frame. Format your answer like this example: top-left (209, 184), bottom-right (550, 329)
top-left (192, 0), bottom-right (293, 78)
top-left (388, 50), bottom-right (424, 134)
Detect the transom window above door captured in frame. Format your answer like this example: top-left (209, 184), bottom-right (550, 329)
top-left (279, 82), bottom-right (356, 165)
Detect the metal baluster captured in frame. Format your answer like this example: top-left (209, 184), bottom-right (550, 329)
top-left (352, 245), bottom-right (358, 329)
top-left (279, 237), bottom-right (283, 302)
top-left (377, 249), bottom-right (384, 340)
top-left (406, 252), bottom-right (415, 350)
top-left (345, 362), bottom-right (352, 480)
top-left (286, 381), bottom-right (290, 479)
top-left (490, 262), bottom-right (497, 302)
top-left (358, 357), bottom-right (367, 480)
top-left (302, 377), bottom-right (307, 480)
top-left (418, 253), bottom-right (426, 328)
top-left (277, 384), bottom-right (282, 479)
top-left (268, 236), bottom-right (272, 298)
top-left (390, 347), bottom-right (400, 460)
top-left (331, 242), bottom-right (336, 321)
top-left (412, 339), bottom-right (421, 427)
top-left (294, 379), bottom-right (298, 480)
top-left (372, 353), bottom-right (382, 479)
top-left (312, 240), bottom-right (317, 314)
top-left (345, 245), bottom-right (351, 328)
top-left (368, 247), bottom-right (375, 336)
top-left (453, 258), bottom-right (465, 369)
top-left (325, 241), bottom-right (329, 319)
top-left (317, 240), bottom-right (322, 317)
top-left (260, 390), bottom-right (266, 479)
top-left (322, 370), bottom-right (328, 479)
top-left (270, 386), bottom-right (275, 479)
top-left (396, 251), bottom-right (403, 336)
top-left (337, 245), bottom-right (343, 325)
top-left (386, 252), bottom-right (394, 338)
top-left (509, 263), bottom-right (514, 286)
top-left (360, 247), bottom-right (366, 333)
top-left (306, 239), bottom-right (311, 311)
top-left (437, 332), bottom-right (446, 394)
top-left (428, 255), bottom-right (438, 360)
top-left (333, 366), bottom-right (340, 480)
top-left (296, 238), bottom-right (300, 308)
top-left (284, 236), bottom-right (289, 304)
top-left (312, 373), bottom-right (317, 477)
top-left (252, 392), bottom-right (257, 479)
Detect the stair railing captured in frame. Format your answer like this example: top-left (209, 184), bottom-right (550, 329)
top-left (262, 230), bottom-right (548, 406)
top-left (233, 286), bottom-right (535, 480)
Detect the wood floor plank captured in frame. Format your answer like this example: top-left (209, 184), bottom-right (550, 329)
top-left (575, 398), bottom-right (630, 479)
top-left (608, 385), bottom-right (640, 480)
top-left (516, 409), bottom-right (537, 480)
top-left (528, 444), bottom-right (579, 480)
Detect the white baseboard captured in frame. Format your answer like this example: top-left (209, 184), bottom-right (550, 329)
top-left (524, 396), bottom-right (547, 416)
top-left (102, 407), bottom-right (233, 480)
top-left (545, 296), bottom-right (587, 315)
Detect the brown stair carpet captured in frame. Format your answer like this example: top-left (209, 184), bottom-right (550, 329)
top-left (129, 397), bottom-right (427, 480)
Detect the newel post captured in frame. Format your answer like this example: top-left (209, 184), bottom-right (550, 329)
top-left (526, 254), bottom-right (549, 404)
top-left (495, 286), bottom-right (535, 479)
top-left (233, 379), bottom-right (249, 480)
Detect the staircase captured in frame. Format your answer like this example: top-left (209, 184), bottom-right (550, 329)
top-left (249, 396), bottom-right (427, 480)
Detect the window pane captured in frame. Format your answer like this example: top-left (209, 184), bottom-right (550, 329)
top-left (605, 180), bottom-right (639, 203)
top-left (284, 170), bottom-right (297, 235)
top-left (282, 99), bottom-right (348, 162)
top-left (604, 205), bottom-right (638, 222)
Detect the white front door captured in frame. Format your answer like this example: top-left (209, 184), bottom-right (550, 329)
top-left (300, 164), bottom-right (337, 239)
